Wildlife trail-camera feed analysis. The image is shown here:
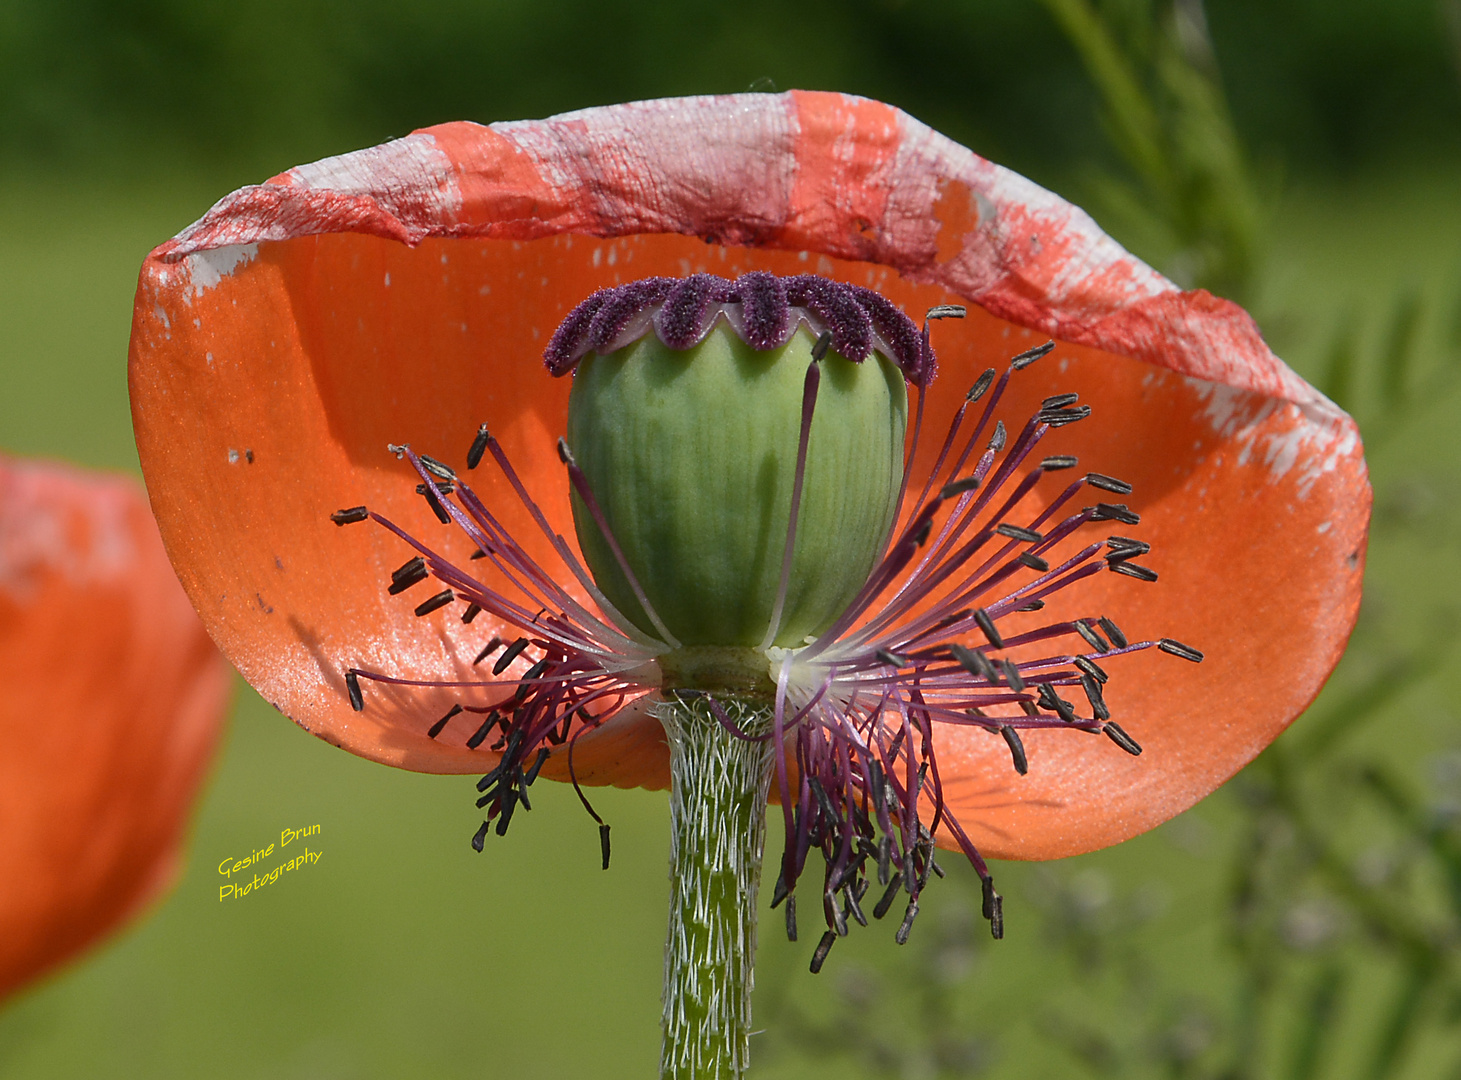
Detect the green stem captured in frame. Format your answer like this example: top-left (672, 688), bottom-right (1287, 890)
top-left (656, 693), bottom-right (776, 1080)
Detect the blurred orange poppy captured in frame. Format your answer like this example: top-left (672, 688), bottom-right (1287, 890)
top-left (0, 454), bottom-right (229, 1002)
top-left (128, 91), bottom-right (1368, 865)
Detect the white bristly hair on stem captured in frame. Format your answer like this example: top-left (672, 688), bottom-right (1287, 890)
top-left (656, 694), bottom-right (776, 1080)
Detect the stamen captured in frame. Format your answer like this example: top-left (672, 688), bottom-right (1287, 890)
top-left (999, 725), bottom-right (1029, 775)
top-left (1103, 722), bottom-right (1143, 755)
top-left (1040, 405), bottom-right (1092, 426)
top-left (966, 368), bottom-right (996, 402)
top-left (342, 289), bottom-right (1197, 964)
top-left (331, 506), bottom-right (369, 525)
top-left (809, 330), bottom-right (833, 362)
top-left (476, 761), bottom-right (502, 792)
top-left (495, 789), bottom-right (518, 835)
top-left (926, 304), bottom-right (967, 320)
top-left (466, 715), bottom-right (497, 750)
top-left (428, 704), bottom-right (463, 739)
top-left (492, 637), bottom-right (530, 675)
top-left (895, 900), bottom-right (919, 944)
top-left (760, 359), bottom-right (821, 650)
top-left (387, 556), bottom-right (429, 594)
top-left (1010, 340), bottom-right (1055, 368)
top-left (420, 455), bottom-right (456, 481)
top-left (1106, 536), bottom-right (1151, 558)
top-left (472, 637), bottom-right (503, 666)
top-left (1098, 616), bottom-right (1129, 649)
top-left (1038, 684), bottom-right (1077, 723)
top-left (995, 523), bottom-right (1042, 543)
top-left (982, 877), bottom-right (1005, 939)
top-left (1159, 638), bottom-right (1205, 662)
top-left (1074, 619), bottom-right (1110, 653)
top-left (524, 747), bottom-right (552, 784)
top-left (1110, 561), bottom-right (1158, 582)
top-left (413, 589), bottom-right (455, 616)
top-left (999, 658), bottom-right (1026, 691)
top-left (467, 424), bottom-right (490, 469)
top-left (558, 437), bottom-right (683, 649)
top-left (345, 670), bottom-right (363, 711)
top-left (973, 608), bottom-right (1004, 649)
top-left (829, 891), bottom-right (848, 937)
top-left (421, 486), bottom-right (451, 524)
top-left (1086, 472), bottom-right (1133, 495)
top-left (873, 878), bottom-right (901, 919)
top-left (810, 931), bottom-right (837, 973)
top-left (808, 776), bottom-right (838, 826)
top-left (949, 642), bottom-right (998, 682)
top-left (1092, 502), bottom-right (1140, 525)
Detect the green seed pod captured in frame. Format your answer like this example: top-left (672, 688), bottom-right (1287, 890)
top-left (567, 324), bottom-right (907, 655)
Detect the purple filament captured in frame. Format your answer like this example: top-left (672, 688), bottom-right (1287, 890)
top-left (349, 322), bottom-right (1194, 956)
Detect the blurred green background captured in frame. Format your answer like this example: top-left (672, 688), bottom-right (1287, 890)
top-left (2, 1), bottom-right (1460, 1077)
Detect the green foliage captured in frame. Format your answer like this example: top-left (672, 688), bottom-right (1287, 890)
top-left (0, 0), bottom-right (1456, 186)
top-left (1036, 0), bottom-right (1261, 300)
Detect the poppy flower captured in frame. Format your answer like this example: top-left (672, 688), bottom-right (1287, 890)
top-left (128, 91), bottom-right (1367, 1069)
top-left (0, 454), bottom-right (230, 1002)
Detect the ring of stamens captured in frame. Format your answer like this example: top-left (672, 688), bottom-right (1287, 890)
top-left (331, 278), bottom-right (1202, 963)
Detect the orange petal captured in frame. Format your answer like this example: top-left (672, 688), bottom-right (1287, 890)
top-left (129, 91), bottom-right (1368, 858)
top-left (0, 455), bottom-right (230, 1000)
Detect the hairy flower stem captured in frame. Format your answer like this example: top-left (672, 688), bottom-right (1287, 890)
top-left (657, 693), bottom-right (776, 1079)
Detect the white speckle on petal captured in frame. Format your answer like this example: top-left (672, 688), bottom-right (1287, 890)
top-left (186, 243), bottom-right (259, 296)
